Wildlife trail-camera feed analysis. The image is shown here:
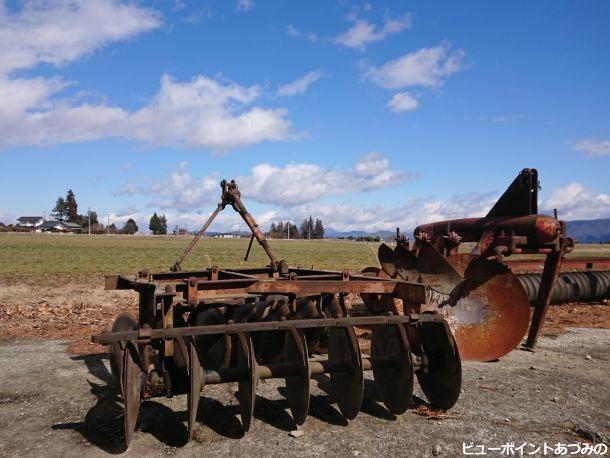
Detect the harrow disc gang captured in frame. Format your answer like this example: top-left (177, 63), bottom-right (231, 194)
top-left (95, 313), bottom-right (459, 445)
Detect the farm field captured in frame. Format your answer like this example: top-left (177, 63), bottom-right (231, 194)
top-left (1, 233), bottom-right (609, 282)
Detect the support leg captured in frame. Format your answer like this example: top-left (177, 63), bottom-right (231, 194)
top-left (525, 248), bottom-right (564, 349)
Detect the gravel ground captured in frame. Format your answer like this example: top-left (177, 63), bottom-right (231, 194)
top-left (0, 329), bottom-right (608, 457)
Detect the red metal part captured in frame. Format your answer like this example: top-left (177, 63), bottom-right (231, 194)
top-left (445, 254), bottom-right (530, 361)
top-left (411, 168), bottom-right (575, 350)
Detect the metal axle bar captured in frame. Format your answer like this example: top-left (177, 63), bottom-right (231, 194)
top-left (92, 314), bottom-right (430, 344)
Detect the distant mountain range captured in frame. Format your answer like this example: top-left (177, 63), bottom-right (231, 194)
top-left (565, 218), bottom-right (610, 243)
top-left (324, 228), bottom-right (397, 240)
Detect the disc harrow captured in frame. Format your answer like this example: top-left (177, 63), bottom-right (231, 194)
top-left (92, 170), bottom-right (573, 447)
top-left (94, 308), bottom-right (459, 444)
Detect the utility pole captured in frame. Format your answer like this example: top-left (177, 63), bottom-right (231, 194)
top-left (88, 207), bottom-right (91, 235)
top-left (107, 214), bottom-right (110, 235)
top-left (287, 220), bottom-right (290, 240)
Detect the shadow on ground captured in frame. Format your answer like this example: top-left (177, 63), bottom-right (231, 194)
top-left (52, 353), bottom-right (430, 452)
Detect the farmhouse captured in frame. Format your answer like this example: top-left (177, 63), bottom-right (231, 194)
top-left (17, 216), bottom-right (44, 227)
top-left (36, 221), bottom-right (83, 234)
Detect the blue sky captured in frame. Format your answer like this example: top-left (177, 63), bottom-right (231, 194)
top-left (1, 0), bottom-right (609, 233)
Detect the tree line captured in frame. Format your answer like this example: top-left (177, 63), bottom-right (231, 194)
top-left (50, 189), bottom-right (141, 234)
top-left (267, 216), bottom-right (324, 239)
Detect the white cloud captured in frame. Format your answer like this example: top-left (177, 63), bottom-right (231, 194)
top-left (125, 75), bottom-right (294, 151)
top-left (124, 153), bottom-right (413, 212)
top-left (139, 161), bottom-right (219, 212)
top-left (0, 1), bottom-right (295, 152)
top-left (277, 71), bottom-right (323, 97)
top-left (541, 183), bottom-right (610, 220)
top-left (287, 24), bottom-right (318, 43)
top-left (241, 152), bottom-right (413, 206)
top-left (112, 178), bottom-right (610, 235)
top-left (278, 190), bottom-right (496, 233)
top-left (0, 0), bottom-right (161, 76)
top-left (335, 13), bottom-right (411, 50)
top-left (387, 92), bottom-right (418, 113)
top-left (236, 0), bottom-right (254, 12)
top-left (364, 43), bottom-right (465, 89)
top-left (0, 74), bottom-right (295, 151)
top-left (572, 138), bottom-right (610, 157)
top-left (107, 206), bottom-right (262, 235)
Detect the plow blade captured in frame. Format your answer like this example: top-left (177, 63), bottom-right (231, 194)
top-left (378, 243), bottom-right (531, 362)
top-left (444, 254), bottom-right (530, 362)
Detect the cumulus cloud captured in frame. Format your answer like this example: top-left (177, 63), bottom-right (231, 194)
top-left (362, 43), bottom-right (465, 113)
top-left (277, 190), bottom-right (497, 233)
top-left (387, 92), bottom-right (418, 113)
top-left (364, 43), bottom-right (465, 89)
top-left (572, 138), bottom-right (610, 157)
top-left (0, 1), bottom-right (294, 152)
top-left (541, 183), bottom-right (610, 220)
top-left (126, 75), bottom-right (294, 151)
top-left (277, 71), bottom-right (323, 97)
top-left (335, 13), bottom-right (411, 50)
top-left (286, 24), bottom-right (318, 43)
top-left (123, 153), bottom-right (413, 212)
top-left (241, 152), bottom-right (414, 206)
top-left (0, 0), bottom-right (161, 75)
top-left (0, 73), bottom-right (295, 151)
top-left (138, 162), bottom-right (219, 212)
top-left (107, 206), bottom-right (265, 235)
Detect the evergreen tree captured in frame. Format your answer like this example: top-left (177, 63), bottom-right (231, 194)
top-left (122, 218), bottom-right (138, 234)
top-left (52, 197), bottom-right (68, 221)
top-left (149, 213), bottom-right (161, 234)
top-left (300, 216), bottom-right (314, 239)
top-left (66, 189), bottom-right (78, 222)
top-left (85, 210), bottom-right (98, 228)
top-left (159, 214), bottom-right (168, 235)
top-left (313, 219), bottom-right (324, 239)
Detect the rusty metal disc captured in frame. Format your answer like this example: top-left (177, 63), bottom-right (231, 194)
top-left (284, 327), bottom-right (310, 425)
top-left (415, 320), bottom-right (461, 410)
top-left (296, 297), bottom-right (323, 354)
top-left (235, 330), bottom-right (258, 431)
top-left (188, 340), bottom-right (203, 439)
top-left (249, 299), bottom-right (291, 363)
top-left (194, 308), bottom-right (231, 369)
top-left (109, 312), bottom-right (137, 396)
top-left (328, 325), bottom-right (363, 420)
top-left (415, 243), bottom-right (463, 295)
top-left (122, 341), bottom-right (142, 447)
top-left (378, 243), bottom-right (399, 277)
top-left (360, 267), bottom-right (399, 314)
top-left (371, 323), bottom-right (414, 415)
top-left (444, 254), bottom-right (530, 361)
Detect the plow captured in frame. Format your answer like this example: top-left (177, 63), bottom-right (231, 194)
top-left (92, 168), bottom-right (591, 446)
